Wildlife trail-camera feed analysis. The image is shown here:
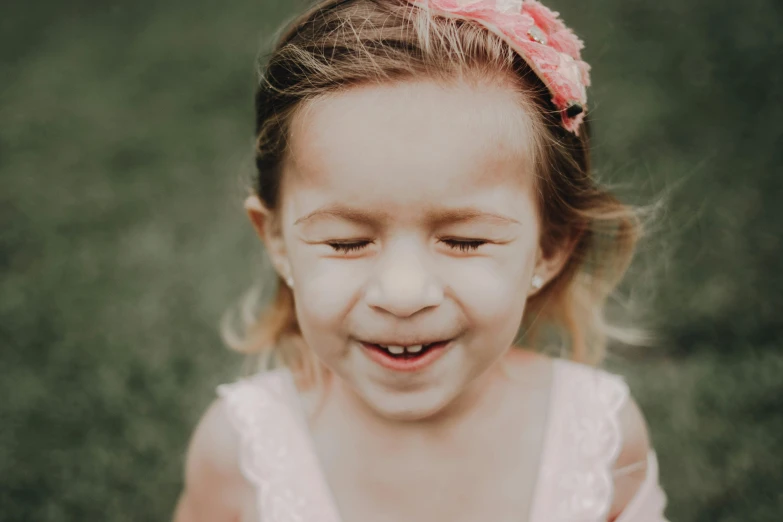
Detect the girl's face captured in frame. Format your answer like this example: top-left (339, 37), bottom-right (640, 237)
top-left (251, 79), bottom-right (566, 422)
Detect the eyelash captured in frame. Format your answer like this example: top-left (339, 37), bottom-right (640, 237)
top-left (327, 239), bottom-right (487, 253)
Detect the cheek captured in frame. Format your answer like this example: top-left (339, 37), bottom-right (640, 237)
top-left (448, 241), bottom-right (537, 327)
top-left (293, 258), bottom-right (360, 329)
top-left (450, 260), bottom-right (529, 322)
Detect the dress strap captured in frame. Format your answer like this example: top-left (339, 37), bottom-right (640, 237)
top-left (217, 369), bottom-right (342, 522)
top-left (528, 359), bottom-right (629, 522)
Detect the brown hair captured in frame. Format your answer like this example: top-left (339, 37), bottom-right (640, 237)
top-left (222, 0), bottom-right (650, 380)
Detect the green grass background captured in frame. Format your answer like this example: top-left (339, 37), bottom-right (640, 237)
top-left (2, 0), bottom-right (781, 520)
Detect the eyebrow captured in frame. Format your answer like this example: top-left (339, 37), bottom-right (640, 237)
top-left (293, 204), bottom-right (520, 227)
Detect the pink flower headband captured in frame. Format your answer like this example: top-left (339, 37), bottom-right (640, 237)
top-left (405, 0), bottom-right (590, 133)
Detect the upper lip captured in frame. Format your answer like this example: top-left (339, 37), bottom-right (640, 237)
top-left (360, 338), bottom-right (452, 347)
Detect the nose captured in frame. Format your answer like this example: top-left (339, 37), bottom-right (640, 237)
top-left (364, 239), bottom-right (444, 318)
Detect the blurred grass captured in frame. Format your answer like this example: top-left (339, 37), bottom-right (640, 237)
top-left (1, 0), bottom-right (781, 520)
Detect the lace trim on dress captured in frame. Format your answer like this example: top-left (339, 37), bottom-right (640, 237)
top-left (217, 371), bottom-right (342, 522)
top-left (530, 360), bottom-right (629, 522)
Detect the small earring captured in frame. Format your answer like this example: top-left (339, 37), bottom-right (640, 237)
top-left (285, 276), bottom-right (294, 289)
top-left (531, 274), bottom-right (544, 290)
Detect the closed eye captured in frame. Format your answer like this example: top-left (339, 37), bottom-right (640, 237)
top-left (328, 241), bottom-right (372, 253)
top-left (326, 238), bottom-right (488, 254)
top-left (440, 239), bottom-right (487, 252)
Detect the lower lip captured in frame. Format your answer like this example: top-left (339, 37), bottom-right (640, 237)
top-left (360, 341), bottom-right (451, 373)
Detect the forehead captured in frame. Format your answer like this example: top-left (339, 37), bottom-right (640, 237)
top-left (282, 79), bottom-right (538, 212)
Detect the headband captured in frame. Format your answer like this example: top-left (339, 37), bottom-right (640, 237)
top-left (405, 0), bottom-right (590, 133)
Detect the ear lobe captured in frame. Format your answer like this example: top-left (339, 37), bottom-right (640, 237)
top-left (531, 233), bottom-right (581, 295)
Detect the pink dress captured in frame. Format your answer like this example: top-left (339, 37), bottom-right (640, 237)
top-left (217, 358), bottom-right (669, 522)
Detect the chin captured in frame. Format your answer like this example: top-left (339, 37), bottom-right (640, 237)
top-left (356, 380), bottom-right (458, 422)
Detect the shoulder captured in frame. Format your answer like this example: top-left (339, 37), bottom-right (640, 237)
top-left (177, 397), bottom-right (251, 520)
top-left (185, 398), bottom-right (244, 484)
top-left (609, 392), bottom-right (653, 520)
top-left (615, 393), bottom-right (651, 469)
top-left (552, 359), bottom-right (653, 520)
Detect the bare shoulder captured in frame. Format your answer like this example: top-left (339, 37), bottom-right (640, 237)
top-left (609, 392), bottom-right (653, 520)
top-left (185, 398), bottom-right (245, 485)
top-left (538, 357), bottom-right (654, 520)
top-left (616, 393), bottom-right (652, 466)
top-left (173, 397), bottom-right (251, 522)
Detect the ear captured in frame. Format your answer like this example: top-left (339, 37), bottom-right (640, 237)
top-left (244, 195), bottom-right (292, 283)
top-left (529, 233), bottom-right (580, 296)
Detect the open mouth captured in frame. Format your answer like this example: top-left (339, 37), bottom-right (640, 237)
top-left (366, 341), bottom-right (443, 358)
top-left (360, 340), bottom-right (452, 372)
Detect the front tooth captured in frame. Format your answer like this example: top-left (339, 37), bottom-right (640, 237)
top-left (405, 344), bottom-right (423, 353)
top-left (387, 345), bottom-right (405, 354)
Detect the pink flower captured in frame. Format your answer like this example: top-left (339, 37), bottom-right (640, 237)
top-left (430, 0), bottom-right (494, 14)
top-left (408, 0), bottom-right (591, 134)
top-left (547, 29), bottom-right (584, 58)
top-left (517, 39), bottom-right (562, 72)
top-left (578, 61), bottom-right (592, 88)
top-left (484, 10), bottom-right (535, 37)
top-left (522, 0), bottom-right (567, 35)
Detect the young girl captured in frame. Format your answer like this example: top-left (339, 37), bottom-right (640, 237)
top-left (174, 0), bottom-right (669, 521)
